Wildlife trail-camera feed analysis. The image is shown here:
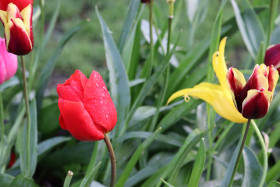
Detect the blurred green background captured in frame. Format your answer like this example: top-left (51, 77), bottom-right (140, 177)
top-left (39, 0), bottom-right (247, 79)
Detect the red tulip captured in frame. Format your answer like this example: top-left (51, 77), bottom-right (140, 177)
top-left (0, 0), bottom-right (34, 55)
top-left (57, 70), bottom-right (117, 141)
top-left (227, 64), bottom-right (278, 119)
top-left (0, 37), bottom-right (17, 84)
top-left (265, 43), bottom-right (280, 74)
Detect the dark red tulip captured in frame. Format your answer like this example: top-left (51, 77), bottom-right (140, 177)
top-left (227, 64), bottom-right (278, 119)
top-left (265, 43), bottom-right (280, 74)
top-left (0, 0), bottom-right (34, 55)
top-left (57, 70), bottom-right (117, 141)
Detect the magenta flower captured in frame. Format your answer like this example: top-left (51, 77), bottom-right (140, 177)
top-left (0, 37), bottom-right (17, 84)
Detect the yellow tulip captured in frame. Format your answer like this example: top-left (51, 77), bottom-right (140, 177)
top-left (167, 38), bottom-right (247, 123)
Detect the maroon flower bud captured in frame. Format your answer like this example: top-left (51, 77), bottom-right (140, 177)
top-left (265, 43), bottom-right (280, 74)
top-left (141, 0), bottom-right (150, 4)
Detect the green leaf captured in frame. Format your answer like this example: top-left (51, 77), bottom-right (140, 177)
top-left (80, 161), bottom-right (102, 187)
top-left (167, 129), bottom-right (211, 185)
top-left (160, 178), bottom-right (175, 187)
top-left (115, 127), bottom-right (162, 187)
top-left (9, 174), bottom-right (38, 187)
top-left (38, 137), bottom-right (71, 156)
top-left (18, 99), bottom-right (38, 178)
top-left (188, 139), bottom-right (206, 187)
top-left (117, 131), bottom-right (182, 147)
top-left (241, 146), bottom-right (263, 187)
top-left (38, 103), bottom-right (60, 138)
top-left (96, 7), bottom-right (131, 137)
top-left (0, 173), bottom-right (14, 186)
top-left (220, 140), bottom-right (242, 187)
top-left (158, 100), bottom-right (201, 132)
top-left (268, 181), bottom-right (280, 187)
top-left (231, 0), bottom-right (265, 59)
top-left (36, 21), bottom-right (86, 110)
top-left (122, 6), bottom-right (144, 73)
top-left (29, 0), bottom-right (61, 89)
top-left (118, 0), bottom-right (141, 52)
top-left (266, 158), bottom-right (280, 182)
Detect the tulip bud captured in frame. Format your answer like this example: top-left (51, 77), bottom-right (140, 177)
top-left (141, 0), bottom-right (150, 4)
top-left (0, 37), bottom-right (18, 84)
top-left (57, 70), bottom-right (117, 141)
top-left (0, 0), bottom-right (34, 55)
top-left (264, 43), bottom-right (280, 74)
top-left (227, 64), bottom-right (278, 119)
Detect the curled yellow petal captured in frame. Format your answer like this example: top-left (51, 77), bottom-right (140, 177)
top-left (212, 38), bottom-right (231, 97)
top-left (167, 82), bottom-right (247, 123)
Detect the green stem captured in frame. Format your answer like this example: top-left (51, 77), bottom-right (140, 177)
top-left (104, 134), bottom-right (116, 187)
top-left (0, 88), bottom-right (4, 171)
top-left (251, 120), bottom-right (267, 186)
top-left (229, 119), bottom-right (251, 187)
top-left (149, 9), bottom-right (173, 132)
top-left (63, 171), bottom-right (73, 187)
top-left (147, 0), bottom-right (154, 77)
top-left (20, 56), bottom-right (31, 170)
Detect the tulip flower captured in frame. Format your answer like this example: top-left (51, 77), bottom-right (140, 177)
top-left (227, 64), bottom-right (278, 119)
top-left (57, 70), bottom-right (117, 141)
top-left (141, 0), bottom-right (150, 4)
top-left (168, 38), bottom-right (247, 123)
top-left (0, 37), bottom-right (17, 84)
top-left (0, 0), bottom-right (34, 55)
top-left (264, 43), bottom-right (280, 74)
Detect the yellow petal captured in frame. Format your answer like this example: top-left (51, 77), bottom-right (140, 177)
top-left (212, 38), bottom-right (231, 97)
top-left (167, 82), bottom-right (247, 123)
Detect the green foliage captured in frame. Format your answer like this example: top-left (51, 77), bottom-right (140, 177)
top-left (0, 0), bottom-right (280, 186)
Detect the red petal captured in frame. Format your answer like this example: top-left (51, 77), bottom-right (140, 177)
top-left (240, 64), bottom-right (269, 105)
top-left (83, 71), bottom-right (117, 134)
top-left (57, 70), bottom-right (88, 102)
top-left (227, 67), bottom-right (246, 112)
top-left (59, 114), bottom-right (67, 130)
top-left (7, 19), bottom-right (33, 55)
top-left (242, 90), bottom-right (271, 119)
top-left (0, 0), bottom-right (33, 11)
top-left (265, 43), bottom-right (280, 73)
top-left (58, 99), bottom-right (105, 141)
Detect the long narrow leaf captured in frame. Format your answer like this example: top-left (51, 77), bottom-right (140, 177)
top-left (96, 7), bottom-right (131, 137)
top-left (115, 127), bottom-right (162, 187)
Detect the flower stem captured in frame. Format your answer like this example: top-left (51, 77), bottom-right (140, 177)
top-left (104, 134), bottom-right (116, 187)
top-left (20, 56), bottom-right (31, 169)
top-left (229, 119), bottom-right (251, 186)
top-left (63, 171), bottom-right (73, 187)
top-left (149, 2), bottom-right (173, 132)
top-left (147, 0), bottom-right (154, 77)
top-left (251, 120), bottom-right (267, 186)
top-left (0, 88), bottom-right (4, 170)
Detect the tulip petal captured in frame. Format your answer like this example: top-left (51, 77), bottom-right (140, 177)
top-left (58, 99), bottom-right (105, 141)
top-left (268, 65), bottom-right (279, 94)
top-left (242, 90), bottom-right (272, 119)
top-left (0, 37), bottom-right (17, 84)
top-left (59, 115), bottom-right (67, 130)
top-left (0, 0), bottom-right (33, 12)
top-left (57, 70), bottom-right (87, 102)
top-left (265, 43), bottom-right (280, 73)
top-left (167, 82), bottom-right (247, 123)
top-left (212, 38), bottom-right (228, 92)
top-left (227, 67), bottom-right (246, 112)
top-left (84, 71), bottom-right (117, 133)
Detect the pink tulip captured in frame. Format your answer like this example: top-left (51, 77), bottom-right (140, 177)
top-left (0, 37), bottom-right (18, 84)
